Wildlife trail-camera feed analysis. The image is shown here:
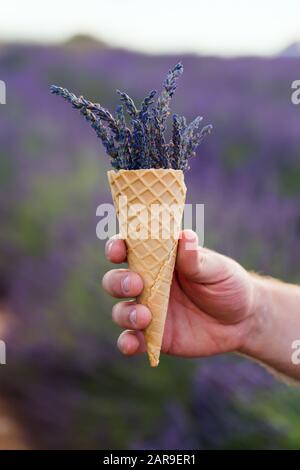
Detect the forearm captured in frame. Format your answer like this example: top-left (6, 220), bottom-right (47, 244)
top-left (241, 275), bottom-right (300, 381)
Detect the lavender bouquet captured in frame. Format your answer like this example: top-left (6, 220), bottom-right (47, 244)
top-left (50, 63), bottom-right (212, 171)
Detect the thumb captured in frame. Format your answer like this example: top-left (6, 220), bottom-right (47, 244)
top-left (176, 230), bottom-right (230, 284)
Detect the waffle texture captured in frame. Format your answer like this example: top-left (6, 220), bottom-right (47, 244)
top-left (108, 169), bottom-right (186, 367)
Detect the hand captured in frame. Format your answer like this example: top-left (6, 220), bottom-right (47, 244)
top-left (102, 230), bottom-right (259, 359)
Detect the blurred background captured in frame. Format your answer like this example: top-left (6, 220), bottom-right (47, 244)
top-left (0, 0), bottom-right (300, 450)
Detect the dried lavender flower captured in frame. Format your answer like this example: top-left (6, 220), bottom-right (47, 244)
top-left (168, 114), bottom-right (186, 169)
top-left (178, 118), bottom-right (214, 170)
top-left (116, 90), bottom-right (138, 119)
top-left (155, 62), bottom-right (183, 127)
top-left (50, 63), bottom-right (212, 171)
top-left (151, 109), bottom-right (170, 169)
top-left (50, 85), bottom-right (119, 136)
top-left (114, 105), bottom-right (131, 168)
top-left (83, 108), bottom-right (119, 164)
top-left (139, 89), bottom-right (157, 123)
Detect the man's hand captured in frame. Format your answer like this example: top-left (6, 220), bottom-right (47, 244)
top-left (102, 230), bottom-right (259, 359)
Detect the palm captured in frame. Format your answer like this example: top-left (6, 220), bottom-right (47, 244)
top-left (161, 260), bottom-right (254, 358)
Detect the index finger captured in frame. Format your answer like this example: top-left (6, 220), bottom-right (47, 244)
top-left (105, 236), bottom-right (127, 264)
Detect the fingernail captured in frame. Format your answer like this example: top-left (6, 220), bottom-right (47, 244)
top-left (105, 241), bottom-right (113, 258)
top-left (121, 275), bottom-right (130, 294)
top-left (184, 231), bottom-right (198, 250)
top-left (117, 335), bottom-right (125, 352)
top-left (129, 309), bottom-right (137, 326)
top-left (185, 230), bottom-right (197, 241)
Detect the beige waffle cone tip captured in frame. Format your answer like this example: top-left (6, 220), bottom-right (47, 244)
top-left (108, 169), bottom-right (187, 367)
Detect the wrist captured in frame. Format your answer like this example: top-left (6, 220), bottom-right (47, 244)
top-left (238, 274), bottom-right (274, 359)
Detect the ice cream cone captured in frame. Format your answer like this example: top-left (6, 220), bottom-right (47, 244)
top-left (108, 169), bottom-right (186, 367)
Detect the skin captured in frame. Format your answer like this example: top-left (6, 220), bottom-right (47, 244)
top-left (102, 230), bottom-right (300, 381)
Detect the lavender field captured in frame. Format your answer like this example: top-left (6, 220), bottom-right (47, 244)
top-left (0, 43), bottom-right (300, 449)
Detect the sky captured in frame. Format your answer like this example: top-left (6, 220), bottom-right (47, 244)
top-left (1, 0), bottom-right (300, 56)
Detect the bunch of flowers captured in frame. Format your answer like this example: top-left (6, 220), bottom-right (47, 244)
top-left (51, 63), bottom-right (212, 171)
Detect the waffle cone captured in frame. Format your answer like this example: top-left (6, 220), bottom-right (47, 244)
top-left (108, 169), bottom-right (186, 367)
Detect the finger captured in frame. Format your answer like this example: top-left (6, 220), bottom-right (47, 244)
top-left (105, 236), bottom-right (127, 264)
top-left (176, 230), bottom-right (200, 279)
top-left (117, 330), bottom-right (146, 356)
top-left (177, 230), bottom-right (231, 284)
top-left (102, 269), bottom-right (143, 298)
top-left (112, 301), bottom-right (151, 330)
